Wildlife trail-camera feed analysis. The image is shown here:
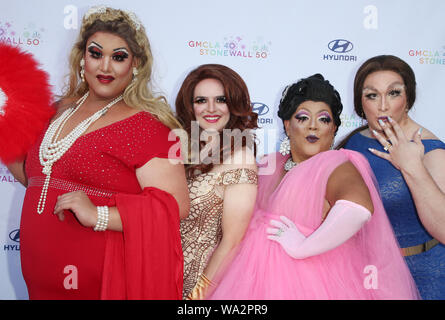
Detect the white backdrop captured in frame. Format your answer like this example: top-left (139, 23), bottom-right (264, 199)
top-left (1, 0), bottom-right (445, 299)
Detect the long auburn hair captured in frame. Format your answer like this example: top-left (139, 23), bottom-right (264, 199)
top-left (61, 7), bottom-right (181, 129)
top-left (337, 55), bottom-right (416, 149)
top-left (175, 64), bottom-right (258, 178)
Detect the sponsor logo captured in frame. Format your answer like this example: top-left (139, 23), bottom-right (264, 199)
top-left (9, 229), bottom-right (19, 243)
top-left (340, 113), bottom-right (366, 129)
top-left (328, 39), bottom-right (354, 53)
top-left (0, 166), bottom-right (19, 183)
top-left (323, 39), bottom-right (357, 62)
top-left (408, 48), bottom-right (445, 66)
top-left (4, 228), bottom-right (20, 251)
top-left (0, 21), bottom-right (44, 46)
top-left (252, 102), bottom-right (269, 116)
top-left (252, 102), bottom-right (273, 125)
top-left (188, 36), bottom-right (271, 60)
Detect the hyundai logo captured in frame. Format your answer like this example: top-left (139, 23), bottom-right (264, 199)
top-left (252, 102), bottom-right (269, 116)
top-left (328, 39), bottom-right (353, 53)
top-left (9, 229), bottom-right (20, 243)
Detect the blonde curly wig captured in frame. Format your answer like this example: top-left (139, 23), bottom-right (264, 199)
top-left (61, 6), bottom-right (181, 129)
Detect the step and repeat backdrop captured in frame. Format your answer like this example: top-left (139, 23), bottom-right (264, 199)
top-left (1, 0), bottom-right (445, 299)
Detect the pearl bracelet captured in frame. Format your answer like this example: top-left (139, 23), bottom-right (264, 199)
top-left (94, 206), bottom-right (109, 231)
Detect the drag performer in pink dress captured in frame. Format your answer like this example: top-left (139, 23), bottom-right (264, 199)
top-left (209, 74), bottom-right (419, 299)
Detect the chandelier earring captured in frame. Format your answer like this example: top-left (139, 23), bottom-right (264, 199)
top-left (279, 135), bottom-right (291, 156)
top-left (80, 58), bottom-right (85, 82)
top-left (132, 67), bottom-right (138, 83)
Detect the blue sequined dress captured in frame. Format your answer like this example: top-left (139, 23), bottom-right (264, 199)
top-left (344, 132), bottom-right (445, 299)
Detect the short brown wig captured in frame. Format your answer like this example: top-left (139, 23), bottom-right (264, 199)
top-left (354, 55), bottom-right (416, 119)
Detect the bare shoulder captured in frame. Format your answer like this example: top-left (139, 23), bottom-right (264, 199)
top-left (420, 125), bottom-right (445, 165)
top-left (420, 126), bottom-right (439, 140)
top-left (54, 97), bottom-right (77, 116)
top-left (326, 160), bottom-right (373, 212)
top-left (328, 161), bottom-right (362, 185)
top-left (423, 144), bottom-right (445, 176)
top-left (115, 103), bottom-right (142, 117)
top-left (106, 102), bottom-right (142, 123)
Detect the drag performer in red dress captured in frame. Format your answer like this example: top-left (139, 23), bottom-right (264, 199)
top-left (6, 6), bottom-right (189, 299)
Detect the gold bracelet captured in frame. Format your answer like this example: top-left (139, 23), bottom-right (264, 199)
top-left (186, 273), bottom-right (215, 300)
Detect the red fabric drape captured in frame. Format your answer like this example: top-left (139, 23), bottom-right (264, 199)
top-left (100, 187), bottom-right (183, 299)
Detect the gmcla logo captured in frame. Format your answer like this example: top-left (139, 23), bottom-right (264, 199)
top-left (0, 21), bottom-right (44, 46)
top-left (188, 35), bottom-right (271, 60)
top-left (0, 166), bottom-right (19, 183)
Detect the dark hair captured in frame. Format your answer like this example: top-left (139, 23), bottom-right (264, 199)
top-left (354, 55), bottom-right (416, 119)
top-left (278, 73), bottom-right (343, 134)
top-left (175, 64), bottom-right (258, 177)
top-left (336, 55), bottom-right (416, 149)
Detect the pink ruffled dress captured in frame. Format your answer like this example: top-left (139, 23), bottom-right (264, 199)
top-left (209, 150), bottom-right (419, 300)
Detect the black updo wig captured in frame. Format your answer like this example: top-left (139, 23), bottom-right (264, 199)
top-left (277, 74), bottom-right (343, 134)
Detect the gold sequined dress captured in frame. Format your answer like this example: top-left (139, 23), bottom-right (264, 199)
top-left (180, 167), bottom-right (257, 299)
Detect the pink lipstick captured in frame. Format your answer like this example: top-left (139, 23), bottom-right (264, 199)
top-left (203, 115), bottom-right (221, 123)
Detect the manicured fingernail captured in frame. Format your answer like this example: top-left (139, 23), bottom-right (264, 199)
top-left (368, 148), bottom-right (375, 152)
top-left (418, 127), bottom-right (423, 135)
top-left (388, 116), bottom-right (393, 122)
top-left (372, 129), bottom-right (378, 136)
top-left (378, 119), bottom-right (385, 126)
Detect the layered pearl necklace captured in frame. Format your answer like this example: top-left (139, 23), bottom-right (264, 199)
top-left (37, 91), bottom-right (123, 214)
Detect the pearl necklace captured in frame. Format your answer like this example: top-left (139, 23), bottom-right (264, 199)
top-left (37, 92), bottom-right (123, 214)
top-left (284, 157), bottom-right (298, 172)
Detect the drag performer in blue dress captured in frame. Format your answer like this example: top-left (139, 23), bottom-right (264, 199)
top-left (339, 55), bottom-right (445, 299)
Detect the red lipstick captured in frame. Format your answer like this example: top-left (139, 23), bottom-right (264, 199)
top-left (97, 75), bottom-right (114, 84)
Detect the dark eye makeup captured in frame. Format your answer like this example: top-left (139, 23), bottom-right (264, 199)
top-left (88, 46), bottom-right (102, 59)
top-left (194, 97), bottom-right (207, 104)
top-left (87, 46), bottom-right (129, 62)
top-left (112, 51), bottom-right (129, 62)
top-left (216, 96), bottom-right (227, 103)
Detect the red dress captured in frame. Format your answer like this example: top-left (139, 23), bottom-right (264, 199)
top-left (20, 111), bottom-right (183, 299)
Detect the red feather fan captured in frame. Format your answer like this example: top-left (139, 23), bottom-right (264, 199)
top-left (0, 43), bottom-right (55, 164)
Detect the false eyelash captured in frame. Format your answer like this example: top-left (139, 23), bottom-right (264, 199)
top-left (295, 114), bottom-right (309, 122)
top-left (112, 52), bottom-right (129, 62)
top-left (319, 116), bottom-right (332, 123)
top-left (88, 47), bottom-right (102, 58)
top-left (216, 96), bottom-right (227, 103)
top-left (389, 89), bottom-right (401, 96)
top-left (194, 97), bottom-right (206, 104)
top-left (364, 93), bottom-right (377, 99)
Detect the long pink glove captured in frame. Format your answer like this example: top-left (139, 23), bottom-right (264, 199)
top-left (267, 199), bottom-right (371, 259)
